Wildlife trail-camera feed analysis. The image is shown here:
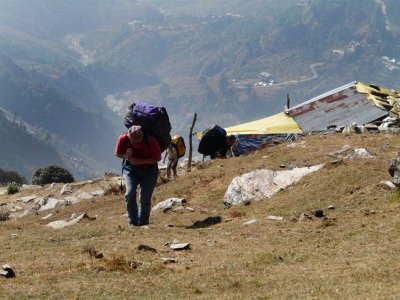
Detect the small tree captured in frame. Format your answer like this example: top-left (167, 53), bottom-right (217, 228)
top-left (32, 165), bottom-right (74, 185)
top-left (0, 168), bottom-right (27, 185)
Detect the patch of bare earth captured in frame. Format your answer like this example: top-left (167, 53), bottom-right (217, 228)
top-left (1, 133), bottom-right (400, 298)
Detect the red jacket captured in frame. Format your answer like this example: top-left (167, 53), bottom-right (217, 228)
top-left (115, 133), bottom-right (161, 166)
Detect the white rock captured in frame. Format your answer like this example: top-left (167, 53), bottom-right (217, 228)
top-left (90, 189), bottom-right (105, 196)
top-left (39, 198), bottom-right (71, 211)
top-left (152, 198), bottom-right (187, 212)
top-left (348, 148), bottom-right (374, 159)
top-left (379, 180), bottom-right (396, 190)
top-left (243, 219), bottom-right (257, 225)
top-left (160, 258), bottom-right (178, 264)
top-left (41, 213), bottom-right (53, 220)
top-left (77, 192), bottom-right (93, 200)
top-left (223, 165), bottom-right (324, 206)
top-left (60, 184), bottom-right (72, 196)
top-left (170, 242), bottom-right (190, 250)
top-left (266, 215), bottom-right (284, 221)
top-left (18, 195), bottom-right (37, 203)
top-left (64, 196), bottom-right (80, 203)
top-left (46, 213), bottom-right (87, 229)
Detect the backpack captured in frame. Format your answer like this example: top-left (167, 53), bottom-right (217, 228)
top-left (171, 135), bottom-right (186, 158)
top-left (198, 125), bottom-right (227, 156)
top-left (124, 102), bottom-right (172, 152)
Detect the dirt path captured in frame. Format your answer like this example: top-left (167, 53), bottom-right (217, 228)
top-left (275, 62), bottom-right (324, 86)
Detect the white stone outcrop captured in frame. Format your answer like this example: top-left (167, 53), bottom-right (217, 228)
top-left (152, 198), bottom-right (186, 212)
top-left (223, 165), bottom-right (324, 207)
top-left (46, 213), bottom-right (88, 229)
top-left (38, 198), bottom-right (72, 211)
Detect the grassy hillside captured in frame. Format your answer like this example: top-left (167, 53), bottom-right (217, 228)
top-left (2, 0), bottom-right (400, 179)
top-left (1, 133), bottom-right (400, 298)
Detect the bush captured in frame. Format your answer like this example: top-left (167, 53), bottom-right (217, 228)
top-left (32, 165), bottom-right (75, 185)
top-left (0, 168), bottom-right (27, 185)
top-left (6, 182), bottom-right (20, 195)
top-left (0, 207), bottom-right (10, 221)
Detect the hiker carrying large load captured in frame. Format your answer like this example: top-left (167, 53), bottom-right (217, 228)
top-left (198, 125), bottom-right (236, 159)
top-left (164, 135), bottom-right (186, 179)
top-left (124, 102), bottom-right (172, 152)
top-left (115, 101), bottom-right (171, 227)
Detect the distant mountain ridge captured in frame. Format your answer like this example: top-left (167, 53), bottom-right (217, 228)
top-left (0, 53), bottom-right (118, 180)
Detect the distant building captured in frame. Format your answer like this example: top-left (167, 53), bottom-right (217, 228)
top-left (259, 72), bottom-right (271, 80)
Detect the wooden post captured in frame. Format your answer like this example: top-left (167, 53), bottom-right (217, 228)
top-left (187, 113), bottom-right (197, 172)
top-left (286, 93), bottom-right (291, 110)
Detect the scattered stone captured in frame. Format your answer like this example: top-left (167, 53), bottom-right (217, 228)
top-left (13, 205), bottom-right (23, 211)
top-left (0, 264), bottom-right (16, 278)
top-left (46, 213), bottom-right (94, 229)
top-left (0, 202), bottom-right (7, 206)
top-left (90, 189), bottom-right (105, 196)
top-left (160, 258), bottom-right (178, 264)
top-left (152, 198), bottom-right (187, 212)
top-left (327, 205), bottom-right (335, 210)
top-left (185, 207), bottom-right (195, 212)
top-left (60, 184), bottom-right (72, 196)
top-left (172, 206), bottom-right (185, 212)
top-left (170, 242), bottom-right (190, 251)
top-left (63, 196), bottom-right (80, 204)
top-left (41, 213), bottom-right (53, 220)
top-left (243, 219), bottom-right (257, 225)
top-left (18, 195), bottom-right (37, 203)
top-left (10, 234), bottom-right (18, 238)
top-left (77, 192), bottom-right (94, 200)
top-left (348, 148), bottom-right (374, 159)
top-left (138, 244), bottom-right (157, 253)
top-left (328, 145), bottom-right (351, 158)
top-left (39, 198), bottom-right (72, 211)
top-left (299, 213), bottom-right (313, 221)
top-left (313, 209), bottom-right (324, 218)
top-left (266, 215), bottom-right (284, 221)
top-left (330, 159), bottom-right (343, 165)
top-left (379, 180), bottom-right (397, 190)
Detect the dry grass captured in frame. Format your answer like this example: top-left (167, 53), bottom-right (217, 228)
top-left (2, 133), bottom-right (400, 299)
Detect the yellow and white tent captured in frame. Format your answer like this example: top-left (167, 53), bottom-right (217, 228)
top-left (224, 112), bottom-right (302, 135)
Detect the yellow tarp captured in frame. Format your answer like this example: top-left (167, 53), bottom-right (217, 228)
top-left (224, 112), bottom-right (302, 135)
top-left (356, 81), bottom-right (400, 117)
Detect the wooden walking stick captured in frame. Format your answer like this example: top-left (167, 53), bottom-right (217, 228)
top-left (187, 113), bottom-right (197, 172)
